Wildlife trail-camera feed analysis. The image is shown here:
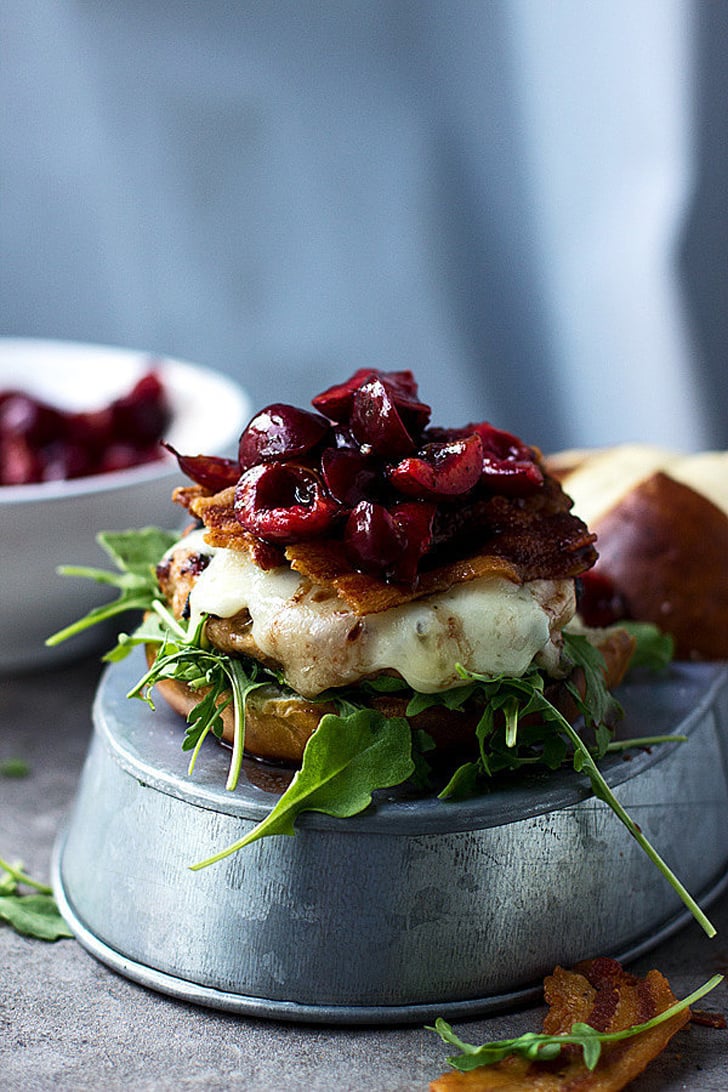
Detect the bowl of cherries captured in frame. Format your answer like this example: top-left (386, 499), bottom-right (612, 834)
top-left (0, 338), bottom-right (250, 672)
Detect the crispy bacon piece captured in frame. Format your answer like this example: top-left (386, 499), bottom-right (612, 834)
top-left (430, 958), bottom-right (690, 1091)
top-left (174, 485), bottom-right (285, 569)
top-left (173, 473), bottom-right (597, 616)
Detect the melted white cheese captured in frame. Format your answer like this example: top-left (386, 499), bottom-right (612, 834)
top-left (178, 530), bottom-right (575, 697)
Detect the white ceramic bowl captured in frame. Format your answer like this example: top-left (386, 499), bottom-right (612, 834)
top-left (0, 338), bottom-right (251, 673)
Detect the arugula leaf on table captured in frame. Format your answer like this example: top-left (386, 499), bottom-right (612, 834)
top-left (0, 857), bottom-right (72, 941)
top-left (45, 527), bottom-right (179, 651)
top-left (0, 758), bottom-right (30, 777)
top-left (430, 974), bottom-right (723, 1072)
top-left (190, 708), bottom-right (415, 869)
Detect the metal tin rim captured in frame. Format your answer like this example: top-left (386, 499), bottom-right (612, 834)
top-left (91, 653), bottom-right (728, 834)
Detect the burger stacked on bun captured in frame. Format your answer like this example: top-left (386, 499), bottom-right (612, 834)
top-left (151, 367), bottom-right (641, 767)
top-left (51, 367), bottom-right (672, 867)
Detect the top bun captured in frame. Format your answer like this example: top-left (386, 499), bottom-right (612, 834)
top-left (548, 444), bottom-right (728, 660)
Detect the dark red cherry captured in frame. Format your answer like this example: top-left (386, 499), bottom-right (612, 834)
top-left (313, 368), bottom-right (430, 432)
top-left (389, 432), bottom-right (483, 498)
top-left (472, 422), bottom-right (543, 495)
top-left (577, 569), bottom-right (628, 628)
top-left (238, 403), bottom-right (330, 470)
top-left (320, 447), bottom-right (379, 507)
top-left (311, 368), bottom-right (383, 421)
top-left (234, 462), bottom-right (340, 542)
top-left (110, 371), bottom-right (170, 444)
top-left (67, 407), bottom-right (115, 455)
top-left (344, 499), bottom-right (436, 584)
top-left (389, 501), bottom-right (436, 583)
top-left (163, 442), bottom-right (241, 492)
top-left (344, 501), bottom-right (404, 573)
top-left (350, 377), bottom-right (419, 458)
top-left (99, 443), bottom-right (162, 474)
top-left (0, 393), bottom-right (64, 445)
top-left (41, 440), bottom-right (94, 480)
top-left (0, 436), bottom-right (42, 485)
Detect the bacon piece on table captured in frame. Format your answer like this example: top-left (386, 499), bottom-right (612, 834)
top-left (430, 958), bottom-right (690, 1091)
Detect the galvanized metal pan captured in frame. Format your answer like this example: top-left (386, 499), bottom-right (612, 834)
top-left (53, 652), bottom-right (728, 1024)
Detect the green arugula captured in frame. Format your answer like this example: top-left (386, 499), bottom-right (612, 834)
top-left (45, 528), bottom-right (180, 648)
top-left (0, 857), bottom-right (72, 941)
top-left (124, 603), bottom-right (270, 792)
top-left (0, 758), bottom-right (30, 778)
top-left (430, 973), bottom-right (723, 1072)
top-left (190, 708), bottom-right (414, 868)
top-left (619, 620), bottom-right (675, 671)
top-left (435, 646), bottom-right (715, 938)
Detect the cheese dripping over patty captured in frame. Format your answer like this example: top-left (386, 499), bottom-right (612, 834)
top-left (173, 530), bottom-right (575, 698)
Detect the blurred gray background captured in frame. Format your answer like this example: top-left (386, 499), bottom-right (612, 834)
top-left (1, 0), bottom-right (726, 454)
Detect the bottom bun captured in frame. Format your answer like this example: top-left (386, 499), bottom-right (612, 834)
top-left (151, 674), bottom-right (333, 765)
top-left (146, 625), bottom-right (635, 767)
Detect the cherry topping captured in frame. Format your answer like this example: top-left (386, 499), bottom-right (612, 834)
top-left (238, 403), bottom-right (330, 470)
top-left (234, 462), bottom-right (340, 542)
top-left (169, 365), bottom-right (558, 588)
top-left (344, 501), bottom-right (404, 574)
top-left (577, 569), bottom-right (629, 628)
top-left (350, 377), bottom-right (419, 458)
top-left (320, 447), bottom-right (379, 507)
top-left (162, 443), bottom-right (242, 492)
top-left (389, 432), bottom-right (484, 498)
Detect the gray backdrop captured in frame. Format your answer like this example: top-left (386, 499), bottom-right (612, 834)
top-left (2, 1), bottom-right (726, 453)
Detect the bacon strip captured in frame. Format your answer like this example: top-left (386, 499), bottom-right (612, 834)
top-left (174, 474), bottom-right (597, 617)
top-left (430, 958), bottom-right (690, 1091)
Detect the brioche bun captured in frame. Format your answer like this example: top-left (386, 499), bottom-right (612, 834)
top-left (549, 444), bottom-right (728, 660)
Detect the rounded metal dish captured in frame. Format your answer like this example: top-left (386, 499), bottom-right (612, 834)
top-left (53, 653), bottom-right (728, 1024)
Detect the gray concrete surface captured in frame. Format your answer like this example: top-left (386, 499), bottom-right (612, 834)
top-left (1, 655), bottom-right (727, 1091)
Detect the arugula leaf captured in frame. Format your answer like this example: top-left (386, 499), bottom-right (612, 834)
top-left (0, 758), bottom-right (30, 778)
top-left (0, 894), bottom-right (73, 941)
top-left (190, 709), bottom-right (415, 868)
top-left (619, 621), bottom-right (675, 671)
top-left (46, 527), bottom-right (179, 649)
top-left (126, 611), bottom-right (272, 792)
top-left (0, 857), bottom-right (72, 941)
top-left (562, 711), bottom-right (716, 938)
top-left (94, 528), bottom-right (181, 578)
top-left (561, 630), bottom-right (623, 733)
top-left (430, 974), bottom-right (723, 1072)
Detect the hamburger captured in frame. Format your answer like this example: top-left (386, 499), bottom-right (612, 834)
top-left (51, 366), bottom-right (718, 937)
top-left (158, 367), bottom-right (634, 765)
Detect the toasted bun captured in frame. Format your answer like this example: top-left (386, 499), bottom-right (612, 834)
top-left (147, 626), bottom-right (636, 767)
top-left (148, 667), bottom-right (331, 765)
top-left (549, 445), bottom-right (728, 660)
